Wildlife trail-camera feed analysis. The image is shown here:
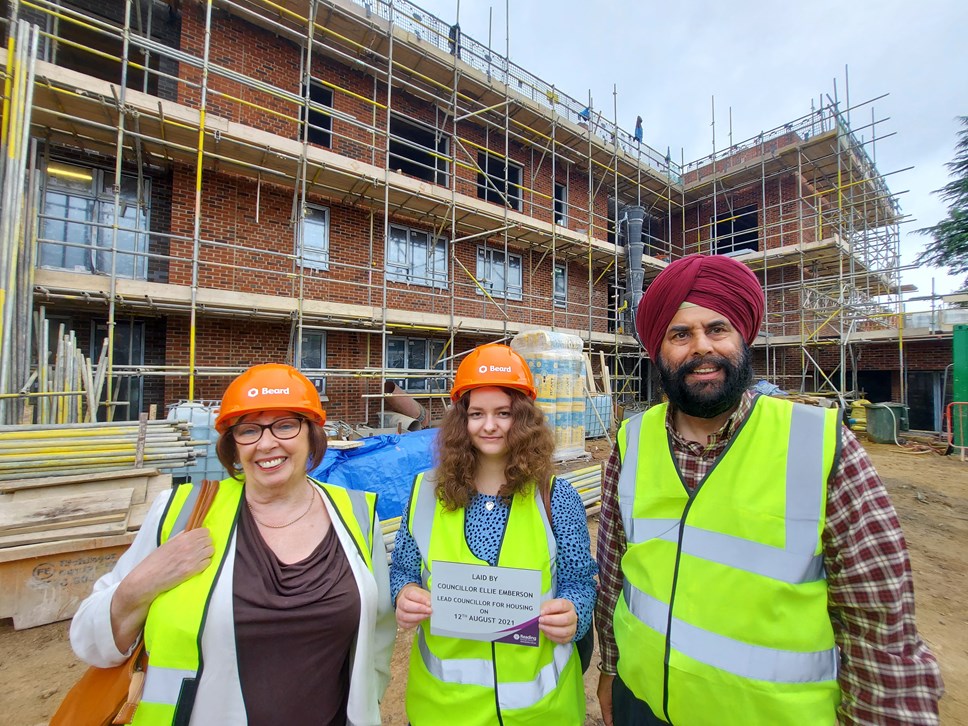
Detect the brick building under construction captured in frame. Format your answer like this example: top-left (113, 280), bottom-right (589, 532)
top-left (0, 0), bottom-right (954, 432)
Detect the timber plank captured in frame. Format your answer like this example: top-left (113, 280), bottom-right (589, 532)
top-left (0, 532), bottom-right (135, 563)
top-left (0, 488), bottom-right (134, 536)
top-left (127, 474), bottom-right (175, 530)
top-left (0, 518), bottom-right (130, 549)
top-left (6, 476), bottom-right (149, 504)
top-left (0, 538), bottom-right (132, 628)
top-left (0, 467), bottom-right (160, 494)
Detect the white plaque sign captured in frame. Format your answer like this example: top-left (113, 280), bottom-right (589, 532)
top-left (430, 560), bottom-right (542, 646)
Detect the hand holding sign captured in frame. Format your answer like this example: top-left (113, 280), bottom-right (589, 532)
top-left (538, 598), bottom-right (578, 644)
top-left (395, 583), bottom-right (432, 629)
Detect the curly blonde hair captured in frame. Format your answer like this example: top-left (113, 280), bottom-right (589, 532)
top-left (433, 388), bottom-right (555, 512)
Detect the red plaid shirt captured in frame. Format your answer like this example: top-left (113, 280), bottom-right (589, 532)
top-left (595, 390), bottom-right (943, 724)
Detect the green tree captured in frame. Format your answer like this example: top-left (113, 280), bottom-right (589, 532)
top-left (917, 116), bottom-right (968, 288)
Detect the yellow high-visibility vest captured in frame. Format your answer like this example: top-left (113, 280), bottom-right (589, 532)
top-left (614, 395), bottom-right (841, 725)
top-left (132, 477), bottom-right (376, 725)
top-left (404, 470), bottom-right (584, 726)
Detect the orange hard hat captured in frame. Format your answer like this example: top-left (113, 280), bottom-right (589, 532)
top-left (214, 364), bottom-right (326, 434)
top-left (450, 343), bottom-right (536, 402)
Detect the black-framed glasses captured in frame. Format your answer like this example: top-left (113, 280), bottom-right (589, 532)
top-left (230, 417), bottom-right (304, 445)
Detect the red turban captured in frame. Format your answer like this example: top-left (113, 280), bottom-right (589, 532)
top-left (635, 254), bottom-right (764, 359)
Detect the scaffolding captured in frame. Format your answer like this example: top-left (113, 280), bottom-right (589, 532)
top-left (0, 0), bottom-right (922, 427)
top-left (673, 88), bottom-right (908, 401)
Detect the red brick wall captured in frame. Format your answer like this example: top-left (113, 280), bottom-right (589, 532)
top-left (763, 339), bottom-right (951, 399)
top-left (166, 161), bottom-right (612, 333)
top-left (682, 132), bottom-right (800, 185)
top-left (669, 171), bottom-right (823, 257)
top-left (167, 9), bottom-right (616, 335)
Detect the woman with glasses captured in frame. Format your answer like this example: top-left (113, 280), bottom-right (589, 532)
top-left (70, 364), bottom-right (394, 725)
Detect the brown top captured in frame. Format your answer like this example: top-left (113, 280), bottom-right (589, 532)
top-left (233, 500), bottom-right (361, 726)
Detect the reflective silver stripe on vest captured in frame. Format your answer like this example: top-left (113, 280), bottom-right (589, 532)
top-left (626, 516), bottom-right (822, 584)
top-left (618, 405), bottom-right (826, 584)
top-left (417, 627), bottom-right (574, 709)
top-left (785, 404), bottom-right (826, 554)
top-left (141, 664), bottom-right (196, 705)
top-left (345, 487), bottom-right (373, 552)
top-left (170, 483), bottom-right (203, 536)
top-left (537, 481), bottom-right (558, 592)
top-left (622, 581), bottom-right (838, 683)
top-left (616, 414), bottom-right (645, 541)
top-left (412, 471), bottom-right (438, 589)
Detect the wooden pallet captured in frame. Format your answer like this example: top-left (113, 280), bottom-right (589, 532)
top-left (0, 467), bottom-right (172, 629)
top-left (0, 533), bottom-right (136, 629)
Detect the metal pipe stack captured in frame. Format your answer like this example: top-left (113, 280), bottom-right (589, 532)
top-left (0, 420), bottom-right (201, 481)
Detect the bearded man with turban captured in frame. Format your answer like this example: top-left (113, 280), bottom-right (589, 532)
top-left (594, 255), bottom-right (942, 726)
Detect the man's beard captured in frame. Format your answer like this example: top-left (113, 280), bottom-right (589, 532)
top-left (656, 343), bottom-right (753, 419)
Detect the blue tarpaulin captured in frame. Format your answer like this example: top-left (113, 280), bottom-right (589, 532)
top-left (309, 429), bottom-right (438, 522)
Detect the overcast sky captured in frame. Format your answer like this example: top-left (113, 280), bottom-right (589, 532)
top-left (405, 0), bottom-right (968, 304)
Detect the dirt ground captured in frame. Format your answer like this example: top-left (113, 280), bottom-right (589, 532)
top-left (1, 440), bottom-right (965, 725)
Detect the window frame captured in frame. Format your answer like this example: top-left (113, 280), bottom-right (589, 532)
top-left (554, 181), bottom-right (568, 226)
top-left (553, 262), bottom-right (567, 308)
top-left (301, 80), bottom-right (334, 148)
top-left (39, 161), bottom-right (150, 280)
top-left (386, 336), bottom-right (448, 392)
top-left (386, 224), bottom-right (449, 289)
top-left (91, 319), bottom-right (145, 421)
top-left (388, 113), bottom-right (450, 186)
top-left (476, 246), bottom-right (523, 301)
top-left (298, 204), bottom-right (330, 271)
top-left (299, 328), bottom-right (327, 395)
top-left (712, 204), bottom-right (759, 255)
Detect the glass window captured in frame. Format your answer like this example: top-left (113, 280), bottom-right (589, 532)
top-left (386, 336), bottom-right (447, 392)
top-left (554, 263), bottom-right (567, 307)
top-left (713, 204), bottom-right (759, 254)
top-left (299, 205), bottom-right (329, 271)
top-left (554, 182), bottom-right (568, 225)
top-left (476, 246), bottom-right (523, 300)
top-left (40, 162), bottom-right (149, 280)
top-left (299, 329), bottom-right (327, 394)
top-left (386, 224), bottom-right (448, 288)
top-left (92, 320), bottom-right (144, 421)
top-left (389, 114), bottom-right (449, 185)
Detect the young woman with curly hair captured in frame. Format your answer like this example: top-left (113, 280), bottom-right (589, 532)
top-left (389, 343), bottom-right (597, 726)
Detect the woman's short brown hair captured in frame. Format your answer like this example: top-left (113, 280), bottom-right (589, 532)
top-left (215, 415), bottom-right (328, 480)
top-left (433, 387), bottom-right (554, 511)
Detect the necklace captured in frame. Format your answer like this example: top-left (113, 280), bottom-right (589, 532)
top-left (247, 485), bottom-right (316, 529)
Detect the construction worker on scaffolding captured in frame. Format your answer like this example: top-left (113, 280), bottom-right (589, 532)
top-left (595, 254), bottom-right (943, 725)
